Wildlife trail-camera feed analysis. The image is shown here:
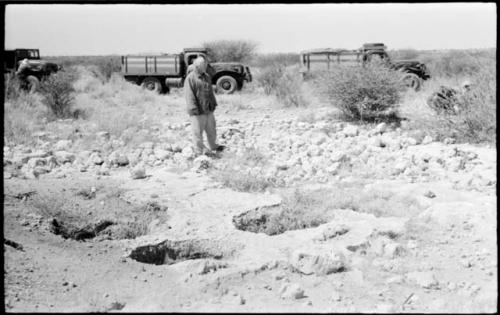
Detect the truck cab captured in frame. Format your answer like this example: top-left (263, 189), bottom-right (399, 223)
top-left (4, 48), bottom-right (61, 92)
top-left (4, 48), bottom-right (41, 72)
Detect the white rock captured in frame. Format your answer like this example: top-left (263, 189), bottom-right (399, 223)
top-left (373, 122), bottom-right (387, 134)
top-left (383, 242), bottom-right (405, 258)
top-left (422, 135), bottom-right (433, 144)
top-left (130, 165), bottom-right (146, 179)
top-left (325, 162), bottom-right (341, 175)
top-left (386, 275), bottom-right (404, 284)
top-left (406, 271), bottom-right (439, 289)
top-left (154, 149), bottom-right (171, 160)
top-left (89, 152), bottom-right (104, 165)
top-left (181, 147), bottom-right (195, 159)
top-left (375, 303), bottom-right (396, 313)
top-left (330, 151), bottom-right (347, 163)
top-left (54, 151), bottom-right (76, 164)
top-left (279, 283), bottom-right (305, 299)
top-left (343, 125), bottom-right (359, 137)
top-left (192, 155), bottom-right (211, 171)
top-left (54, 140), bottom-right (72, 151)
top-left (291, 249), bottom-right (346, 275)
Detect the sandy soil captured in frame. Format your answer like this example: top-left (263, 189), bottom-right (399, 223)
top-left (3, 96), bottom-right (497, 313)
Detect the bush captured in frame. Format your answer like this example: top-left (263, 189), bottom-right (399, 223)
top-left (44, 55), bottom-right (121, 81)
top-left (93, 58), bottom-right (122, 80)
top-left (202, 39), bottom-right (258, 63)
top-left (315, 64), bottom-right (405, 121)
top-left (250, 53), bottom-right (300, 68)
top-left (4, 74), bottom-right (22, 101)
top-left (256, 65), bottom-right (284, 95)
top-left (40, 71), bottom-right (77, 119)
top-left (389, 48), bottom-right (420, 60)
top-left (420, 50), bottom-right (494, 78)
top-left (431, 67), bottom-right (496, 143)
top-left (256, 65), bottom-right (309, 107)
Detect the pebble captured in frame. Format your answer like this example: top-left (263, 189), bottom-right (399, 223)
top-left (280, 283), bottom-right (305, 299)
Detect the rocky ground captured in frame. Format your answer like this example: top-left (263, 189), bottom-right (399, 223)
top-left (3, 90), bottom-right (497, 312)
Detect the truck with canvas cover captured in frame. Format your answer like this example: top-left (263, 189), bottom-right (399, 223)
top-left (121, 48), bottom-right (252, 94)
top-left (299, 43), bottom-right (430, 91)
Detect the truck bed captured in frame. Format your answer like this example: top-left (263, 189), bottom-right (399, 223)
top-left (121, 55), bottom-right (181, 76)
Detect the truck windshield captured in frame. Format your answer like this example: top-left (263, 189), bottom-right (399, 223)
top-left (28, 50), bottom-right (39, 59)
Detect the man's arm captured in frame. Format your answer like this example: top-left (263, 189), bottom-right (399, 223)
top-left (184, 75), bottom-right (199, 115)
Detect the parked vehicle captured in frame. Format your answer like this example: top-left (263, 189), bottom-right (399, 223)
top-left (299, 43), bottom-right (430, 91)
top-left (121, 48), bottom-right (252, 94)
top-left (4, 48), bottom-right (61, 92)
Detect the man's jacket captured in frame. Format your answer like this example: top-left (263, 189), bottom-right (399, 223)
top-left (184, 70), bottom-right (218, 116)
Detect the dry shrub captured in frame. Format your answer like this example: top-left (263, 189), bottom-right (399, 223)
top-left (210, 147), bottom-right (283, 192)
top-left (45, 55), bottom-right (121, 81)
top-left (4, 74), bottom-right (22, 101)
top-left (259, 188), bottom-right (336, 235)
top-left (4, 92), bottom-right (49, 145)
top-left (420, 49), bottom-right (495, 78)
top-left (389, 48), bottom-right (420, 60)
top-left (40, 70), bottom-right (77, 119)
top-left (315, 64), bottom-right (405, 122)
top-left (402, 51), bottom-right (496, 144)
top-left (256, 65), bottom-right (309, 107)
top-left (202, 39), bottom-right (258, 63)
top-left (251, 53), bottom-right (300, 68)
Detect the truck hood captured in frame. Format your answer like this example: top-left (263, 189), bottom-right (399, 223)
top-left (21, 59), bottom-right (61, 72)
top-left (210, 62), bottom-right (246, 73)
top-left (392, 60), bottom-right (422, 67)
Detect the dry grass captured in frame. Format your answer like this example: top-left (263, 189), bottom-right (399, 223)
top-left (400, 55), bottom-right (496, 143)
top-left (235, 183), bottom-right (424, 235)
top-left (254, 64), bottom-right (310, 107)
top-left (210, 147), bottom-right (284, 192)
top-left (29, 188), bottom-right (168, 240)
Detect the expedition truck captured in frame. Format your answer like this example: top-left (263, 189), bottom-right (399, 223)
top-left (4, 48), bottom-right (61, 92)
top-left (121, 48), bottom-right (252, 94)
top-left (299, 43), bottom-right (430, 91)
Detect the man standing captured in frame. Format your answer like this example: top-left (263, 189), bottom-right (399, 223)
top-left (184, 56), bottom-right (223, 155)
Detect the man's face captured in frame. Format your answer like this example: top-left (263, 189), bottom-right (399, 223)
top-left (197, 59), bottom-right (207, 73)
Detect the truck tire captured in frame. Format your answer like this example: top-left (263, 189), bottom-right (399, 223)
top-left (26, 75), bottom-right (40, 93)
top-left (216, 76), bottom-right (237, 94)
top-left (141, 77), bottom-right (162, 93)
top-left (401, 73), bottom-right (422, 92)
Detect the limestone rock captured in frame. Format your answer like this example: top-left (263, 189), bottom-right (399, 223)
top-left (291, 249), bottom-right (346, 275)
top-left (343, 125), bottom-right (359, 137)
top-left (54, 151), bottom-right (76, 164)
top-left (279, 283), bottom-right (305, 299)
top-left (130, 165), bottom-right (146, 179)
top-left (406, 271), bottom-right (439, 289)
top-left (383, 242), bottom-right (405, 258)
top-left (54, 140), bottom-right (72, 151)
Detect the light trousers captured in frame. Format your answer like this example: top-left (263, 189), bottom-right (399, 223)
top-left (190, 112), bottom-right (217, 154)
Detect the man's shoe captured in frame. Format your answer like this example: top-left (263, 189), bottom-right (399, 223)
top-left (215, 145), bottom-right (226, 152)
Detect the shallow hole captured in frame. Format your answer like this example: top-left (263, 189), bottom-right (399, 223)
top-left (49, 218), bottom-right (115, 241)
top-left (129, 239), bottom-right (226, 265)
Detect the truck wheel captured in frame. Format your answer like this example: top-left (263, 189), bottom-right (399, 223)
top-left (216, 76), bottom-right (237, 94)
top-left (26, 75), bottom-right (40, 93)
top-left (402, 73), bottom-right (422, 92)
top-left (141, 77), bottom-right (162, 93)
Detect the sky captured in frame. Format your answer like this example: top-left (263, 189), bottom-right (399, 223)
top-left (4, 3), bottom-right (497, 56)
